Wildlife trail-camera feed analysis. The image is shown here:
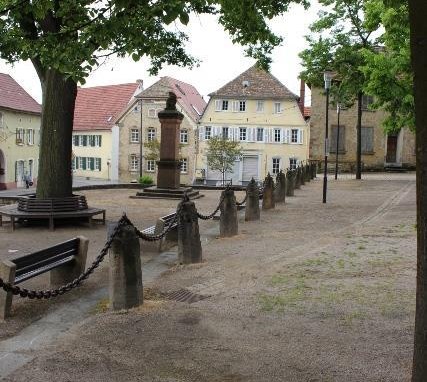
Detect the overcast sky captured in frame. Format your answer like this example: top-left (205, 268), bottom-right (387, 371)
top-left (0, 2), bottom-right (321, 105)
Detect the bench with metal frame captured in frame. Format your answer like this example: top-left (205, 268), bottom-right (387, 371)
top-left (0, 236), bottom-right (89, 319)
top-left (141, 212), bottom-right (178, 253)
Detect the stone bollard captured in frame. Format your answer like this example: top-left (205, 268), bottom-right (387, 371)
top-left (109, 222), bottom-right (143, 311)
top-left (295, 167), bottom-right (301, 189)
top-left (245, 178), bottom-right (260, 221)
top-left (305, 164), bottom-right (311, 182)
top-left (300, 165), bottom-right (306, 186)
top-left (262, 173), bottom-right (275, 210)
top-left (274, 170), bottom-right (286, 203)
top-left (220, 188), bottom-right (238, 237)
top-left (286, 170), bottom-right (295, 197)
top-left (311, 162), bottom-right (317, 179)
top-left (178, 198), bottom-right (202, 264)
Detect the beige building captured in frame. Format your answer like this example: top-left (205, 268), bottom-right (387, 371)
top-left (309, 87), bottom-right (416, 171)
top-left (197, 65), bottom-right (309, 185)
top-left (113, 77), bottom-right (206, 185)
top-left (0, 73), bottom-right (41, 189)
top-left (72, 82), bottom-right (142, 180)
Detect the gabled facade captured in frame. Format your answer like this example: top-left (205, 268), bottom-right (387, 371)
top-left (0, 73), bottom-right (41, 190)
top-left (113, 77), bottom-right (206, 185)
top-left (72, 82), bottom-right (142, 180)
top-left (309, 87), bottom-right (416, 171)
top-left (196, 65), bottom-right (309, 185)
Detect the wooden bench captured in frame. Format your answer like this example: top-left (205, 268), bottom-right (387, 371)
top-left (0, 237), bottom-right (89, 319)
top-left (141, 212), bottom-right (179, 253)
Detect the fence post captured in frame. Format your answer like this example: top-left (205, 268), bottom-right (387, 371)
top-left (220, 188), bottom-right (238, 237)
top-left (178, 198), bottom-right (202, 264)
top-left (108, 222), bottom-right (143, 311)
top-left (0, 260), bottom-right (15, 319)
top-left (51, 236), bottom-right (89, 286)
top-left (245, 178), bottom-right (260, 221)
top-left (274, 170), bottom-right (286, 203)
top-left (262, 173), bottom-right (275, 210)
top-left (286, 170), bottom-right (295, 196)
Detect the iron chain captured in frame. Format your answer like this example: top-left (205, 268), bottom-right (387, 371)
top-left (196, 185), bottom-right (230, 220)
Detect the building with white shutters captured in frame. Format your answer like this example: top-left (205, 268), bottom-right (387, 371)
top-left (196, 64), bottom-right (309, 185)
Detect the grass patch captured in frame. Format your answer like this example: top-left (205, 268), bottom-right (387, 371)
top-left (91, 298), bottom-right (110, 314)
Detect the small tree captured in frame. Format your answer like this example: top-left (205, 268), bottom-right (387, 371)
top-left (143, 139), bottom-right (161, 161)
top-left (206, 137), bottom-right (242, 186)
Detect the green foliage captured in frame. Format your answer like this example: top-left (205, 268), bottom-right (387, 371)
top-left (139, 175), bottom-right (154, 185)
top-left (206, 136), bottom-right (242, 184)
top-left (143, 139), bottom-right (160, 161)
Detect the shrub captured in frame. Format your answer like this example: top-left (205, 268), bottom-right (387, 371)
top-left (139, 175), bottom-right (154, 185)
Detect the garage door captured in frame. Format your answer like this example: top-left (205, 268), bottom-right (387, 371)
top-left (242, 156), bottom-right (258, 182)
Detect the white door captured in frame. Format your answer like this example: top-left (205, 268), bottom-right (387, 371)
top-left (16, 160), bottom-right (24, 188)
top-left (226, 160), bottom-right (240, 185)
top-left (242, 156), bottom-right (259, 183)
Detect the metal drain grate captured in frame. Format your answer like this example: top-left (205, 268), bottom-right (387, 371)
top-left (164, 289), bottom-right (210, 304)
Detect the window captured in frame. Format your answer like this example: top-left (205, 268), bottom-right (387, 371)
top-left (291, 129), bottom-right (298, 143)
top-left (27, 129), bottom-right (34, 145)
top-left (222, 100), bottom-right (229, 111)
top-left (256, 101), bottom-right (264, 112)
top-left (289, 158), bottom-right (297, 170)
top-left (148, 108), bottom-right (157, 118)
top-left (256, 128), bottom-right (264, 142)
top-left (361, 127), bottom-right (374, 153)
top-left (82, 135), bottom-right (88, 147)
top-left (274, 102), bottom-right (282, 114)
top-left (180, 158), bottom-right (188, 173)
top-left (72, 157), bottom-right (76, 171)
top-left (222, 127), bottom-right (229, 140)
top-left (330, 126), bottom-right (346, 153)
top-left (16, 128), bottom-right (24, 144)
top-left (95, 158), bottom-right (101, 171)
top-left (239, 127), bottom-right (247, 141)
top-left (94, 135), bottom-right (102, 147)
top-left (79, 157), bottom-right (86, 170)
top-left (272, 158), bottom-right (280, 174)
top-left (130, 129), bottom-right (139, 143)
top-left (362, 95), bottom-right (374, 110)
top-left (274, 128), bottom-right (281, 143)
top-left (146, 159), bottom-right (155, 172)
top-left (73, 135), bottom-right (79, 146)
top-left (147, 128), bottom-right (156, 141)
top-left (78, 135), bottom-right (84, 146)
top-left (87, 157), bottom-right (95, 171)
top-left (180, 129), bottom-right (188, 144)
top-left (130, 155), bottom-right (139, 172)
top-left (239, 100), bottom-right (246, 112)
top-left (205, 126), bottom-right (212, 140)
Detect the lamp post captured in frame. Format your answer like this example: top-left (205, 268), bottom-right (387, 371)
top-left (323, 70), bottom-right (333, 203)
top-left (334, 102), bottom-right (341, 180)
top-left (139, 98), bottom-right (143, 179)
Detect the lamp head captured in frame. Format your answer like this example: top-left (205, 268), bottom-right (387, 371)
top-left (323, 70), bottom-right (334, 90)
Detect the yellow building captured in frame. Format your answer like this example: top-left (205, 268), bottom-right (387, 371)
top-left (72, 82), bottom-right (142, 180)
top-left (197, 65), bottom-right (309, 185)
top-left (0, 73), bottom-right (41, 189)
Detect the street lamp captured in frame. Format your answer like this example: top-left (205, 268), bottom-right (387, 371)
top-left (323, 70), bottom-right (333, 203)
top-left (334, 102), bottom-right (341, 180)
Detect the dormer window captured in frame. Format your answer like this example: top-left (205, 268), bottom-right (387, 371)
top-left (148, 108), bottom-right (156, 118)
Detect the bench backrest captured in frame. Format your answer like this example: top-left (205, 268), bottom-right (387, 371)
top-left (12, 238), bottom-right (79, 284)
top-left (160, 213), bottom-right (177, 227)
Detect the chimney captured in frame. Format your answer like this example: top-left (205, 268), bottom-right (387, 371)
top-left (136, 79), bottom-right (144, 90)
top-left (298, 79), bottom-right (305, 114)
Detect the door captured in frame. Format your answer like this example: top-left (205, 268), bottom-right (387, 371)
top-left (15, 160), bottom-right (25, 188)
top-left (28, 159), bottom-right (33, 180)
top-left (386, 135), bottom-right (398, 163)
top-left (242, 156), bottom-right (259, 184)
top-left (0, 150), bottom-right (5, 190)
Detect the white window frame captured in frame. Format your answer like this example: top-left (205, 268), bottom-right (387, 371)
top-left (291, 129), bottom-right (298, 143)
top-left (221, 100), bottom-right (229, 111)
top-left (256, 101), bottom-right (264, 112)
top-left (95, 158), bottom-right (101, 171)
top-left (94, 135), bottom-right (101, 147)
top-left (274, 102), bottom-right (282, 114)
top-left (180, 129), bottom-right (188, 144)
top-left (272, 158), bottom-right (280, 175)
top-left (274, 128), bottom-right (281, 143)
top-left (130, 129), bottom-right (139, 143)
top-left (16, 128), bottom-right (24, 144)
top-left (205, 126), bottom-right (212, 140)
top-left (146, 159), bottom-right (155, 172)
top-left (130, 155), bottom-right (139, 172)
top-left (289, 158), bottom-right (297, 170)
top-left (147, 128), bottom-right (156, 141)
top-left (222, 127), bottom-right (229, 140)
top-left (239, 100), bottom-right (246, 112)
top-left (239, 127), bottom-right (247, 141)
top-left (256, 128), bottom-right (264, 142)
top-left (180, 158), bottom-right (188, 174)
top-left (27, 129), bottom-right (34, 145)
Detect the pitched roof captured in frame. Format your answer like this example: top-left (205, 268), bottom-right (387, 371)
top-left (135, 77), bottom-right (206, 122)
top-left (74, 82), bottom-right (140, 130)
top-left (304, 106), bottom-right (311, 118)
top-left (0, 73), bottom-right (41, 114)
top-left (209, 64), bottom-right (297, 100)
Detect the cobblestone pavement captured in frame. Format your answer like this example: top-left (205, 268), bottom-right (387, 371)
top-left (0, 174), bottom-right (417, 382)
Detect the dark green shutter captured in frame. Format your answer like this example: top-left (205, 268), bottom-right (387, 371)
top-left (98, 135), bottom-right (102, 147)
top-left (83, 136), bottom-right (87, 146)
top-left (82, 157), bottom-right (87, 170)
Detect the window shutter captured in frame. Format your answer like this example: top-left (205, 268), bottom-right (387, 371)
top-left (280, 128), bottom-right (285, 143)
top-left (199, 126), bottom-right (204, 141)
top-left (298, 129), bottom-right (304, 144)
top-left (91, 158), bottom-right (95, 170)
top-left (215, 100), bottom-right (221, 111)
top-left (233, 101), bottom-right (239, 112)
top-left (83, 136), bottom-right (87, 146)
top-left (98, 135), bottom-right (102, 147)
top-left (97, 158), bottom-right (101, 171)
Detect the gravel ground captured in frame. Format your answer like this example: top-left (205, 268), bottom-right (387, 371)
top-left (0, 174), bottom-right (417, 381)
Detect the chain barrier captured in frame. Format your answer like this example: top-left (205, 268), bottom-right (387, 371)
top-left (236, 194), bottom-right (247, 206)
top-left (196, 185), bottom-right (230, 220)
top-left (0, 215), bottom-right (129, 300)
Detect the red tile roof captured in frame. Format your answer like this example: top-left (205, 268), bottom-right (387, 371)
top-left (0, 73), bottom-right (41, 114)
top-left (135, 77), bottom-right (206, 122)
top-left (74, 82), bottom-right (140, 130)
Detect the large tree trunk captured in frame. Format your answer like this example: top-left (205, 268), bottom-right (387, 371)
top-left (410, 1), bottom-right (427, 380)
top-left (356, 91), bottom-right (362, 180)
top-left (36, 68), bottom-right (77, 198)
